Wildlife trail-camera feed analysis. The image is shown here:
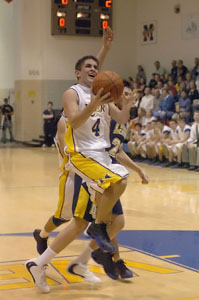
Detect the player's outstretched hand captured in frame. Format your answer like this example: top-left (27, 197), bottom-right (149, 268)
top-left (138, 169), bottom-right (149, 184)
top-left (122, 88), bottom-right (139, 108)
top-left (103, 26), bottom-right (114, 50)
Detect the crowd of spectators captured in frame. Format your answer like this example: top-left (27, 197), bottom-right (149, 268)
top-left (124, 58), bottom-right (199, 171)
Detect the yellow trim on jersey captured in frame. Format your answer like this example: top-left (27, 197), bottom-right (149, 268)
top-left (73, 185), bottom-right (89, 219)
top-left (54, 171), bottom-right (68, 219)
top-left (64, 121), bottom-right (75, 152)
top-left (70, 152), bottom-right (123, 190)
top-left (60, 155), bottom-right (69, 173)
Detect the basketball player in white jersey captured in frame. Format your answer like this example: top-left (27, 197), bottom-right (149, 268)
top-left (27, 85), bottom-right (148, 293)
top-left (25, 26), bottom-right (133, 290)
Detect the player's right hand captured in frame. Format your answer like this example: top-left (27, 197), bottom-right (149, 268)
top-left (91, 88), bottom-right (113, 107)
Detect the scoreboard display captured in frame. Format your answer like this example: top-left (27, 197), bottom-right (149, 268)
top-left (51, 0), bottom-right (112, 36)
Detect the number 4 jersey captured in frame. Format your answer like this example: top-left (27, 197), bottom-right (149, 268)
top-left (65, 84), bottom-right (111, 153)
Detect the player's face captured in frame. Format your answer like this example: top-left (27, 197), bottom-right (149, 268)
top-left (77, 59), bottom-right (98, 87)
top-left (169, 120), bottom-right (176, 130)
top-left (194, 112), bottom-right (199, 122)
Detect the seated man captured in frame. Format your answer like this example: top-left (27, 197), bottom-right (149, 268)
top-left (172, 90), bottom-right (191, 122)
top-left (164, 118), bottom-right (191, 168)
top-left (153, 88), bottom-right (175, 121)
top-left (181, 111), bottom-right (199, 171)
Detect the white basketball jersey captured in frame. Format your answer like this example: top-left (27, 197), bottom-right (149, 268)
top-left (176, 124), bottom-right (191, 139)
top-left (66, 84), bottom-right (111, 152)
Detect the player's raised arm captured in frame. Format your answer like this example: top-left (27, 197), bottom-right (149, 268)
top-left (97, 26), bottom-right (113, 71)
top-left (109, 90), bottom-right (138, 124)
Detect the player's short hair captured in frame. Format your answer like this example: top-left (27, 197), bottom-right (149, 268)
top-left (75, 55), bottom-right (99, 71)
top-left (178, 117), bottom-right (185, 123)
top-left (135, 122), bottom-right (142, 128)
top-left (123, 80), bottom-right (132, 89)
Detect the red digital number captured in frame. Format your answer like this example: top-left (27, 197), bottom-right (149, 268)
top-left (59, 17), bottom-right (66, 27)
top-left (102, 20), bottom-right (108, 29)
top-left (105, 0), bottom-right (112, 8)
top-left (62, 0), bottom-right (68, 4)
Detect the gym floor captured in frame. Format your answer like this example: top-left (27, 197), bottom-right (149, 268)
top-left (0, 146), bottom-right (199, 300)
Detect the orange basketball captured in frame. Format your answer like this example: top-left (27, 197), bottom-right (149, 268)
top-left (92, 71), bottom-right (124, 102)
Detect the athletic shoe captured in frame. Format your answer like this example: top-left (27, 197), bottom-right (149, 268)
top-left (163, 161), bottom-right (175, 168)
top-left (87, 222), bottom-right (115, 253)
top-left (25, 259), bottom-right (50, 293)
top-left (67, 262), bottom-right (101, 284)
top-left (33, 229), bottom-right (48, 255)
top-left (170, 163), bottom-right (183, 169)
top-left (91, 249), bottom-right (119, 280)
top-left (115, 259), bottom-right (133, 279)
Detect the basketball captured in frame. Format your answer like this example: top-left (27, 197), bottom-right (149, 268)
top-left (92, 71), bottom-right (124, 102)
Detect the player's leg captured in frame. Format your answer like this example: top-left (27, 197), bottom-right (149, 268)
top-left (33, 170), bottom-right (72, 254)
top-left (91, 204), bottom-right (133, 280)
top-left (69, 201), bottom-right (133, 280)
top-left (33, 216), bottom-right (67, 255)
top-left (26, 180), bottom-right (101, 292)
top-left (26, 217), bottom-right (89, 293)
top-left (68, 151), bottom-right (128, 253)
top-left (87, 177), bottom-right (127, 253)
top-left (8, 120), bottom-right (14, 142)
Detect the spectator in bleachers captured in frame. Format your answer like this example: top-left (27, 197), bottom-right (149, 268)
top-left (172, 90), bottom-right (191, 122)
top-left (181, 111), bottom-right (199, 171)
top-left (167, 79), bottom-right (177, 97)
top-left (184, 72), bottom-right (192, 90)
top-left (157, 80), bottom-right (164, 95)
top-left (154, 73), bottom-right (161, 84)
top-left (170, 60), bottom-right (178, 83)
top-left (188, 80), bottom-right (199, 102)
top-left (195, 75), bottom-right (199, 92)
top-left (191, 57), bottom-right (199, 80)
top-left (175, 75), bottom-right (184, 92)
top-left (153, 88), bottom-right (175, 121)
top-left (176, 81), bottom-right (188, 100)
top-left (162, 72), bottom-right (170, 84)
top-left (131, 107), bottom-right (147, 128)
top-left (152, 88), bottom-right (162, 114)
top-left (177, 60), bottom-right (188, 80)
top-left (145, 109), bottom-right (156, 125)
top-left (139, 87), bottom-right (155, 111)
top-left (153, 61), bottom-right (166, 76)
top-left (131, 80), bottom-right (140, 90)
top-left (139, 77), bottom-right (147, 92)
top-left (136, 65), bottom-right (146, 83)
top-left (149, 73), bottom-right (157, 89)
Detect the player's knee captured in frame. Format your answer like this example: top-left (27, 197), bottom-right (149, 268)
top-left (110, 214), bottom-right (125, 236)
top-left (114, 214), bottom-right (125, 231)
top-left (116, 178), bottom-right (127, 193)
top-left (52, 216), bottom-right (67, 226)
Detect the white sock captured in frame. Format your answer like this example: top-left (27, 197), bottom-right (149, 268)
top-left (40, 229), bottom-right (49, 238)
top-left (35, 247), bottom-right (57, 266)
top-left (73, 246), bottom-right (92, 265)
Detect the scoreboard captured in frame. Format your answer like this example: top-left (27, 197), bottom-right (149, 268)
top-left (51, 0), bottom-right (112, 36)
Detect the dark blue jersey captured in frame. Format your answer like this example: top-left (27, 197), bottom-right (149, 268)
top-left (107, 120), bottom-right (127, 159)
